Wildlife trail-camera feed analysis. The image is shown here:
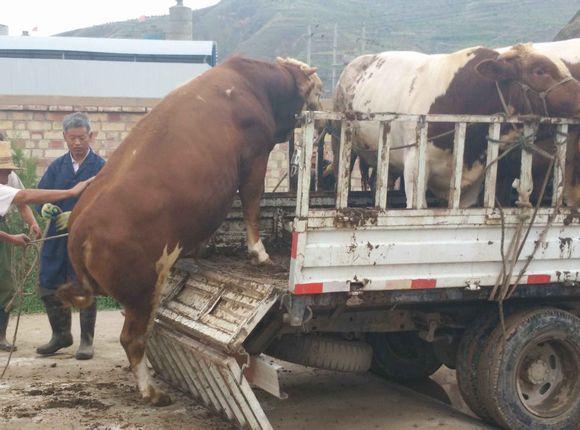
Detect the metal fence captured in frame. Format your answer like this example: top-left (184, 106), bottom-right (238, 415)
top-left (288, 111), bottom-right (580, 295)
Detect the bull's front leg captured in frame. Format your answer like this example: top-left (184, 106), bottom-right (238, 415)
top-left (239, 154), bottom-right (272, 265)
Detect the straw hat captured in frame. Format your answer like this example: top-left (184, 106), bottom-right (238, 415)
top-left (0, 142), bottom-right (19, 170)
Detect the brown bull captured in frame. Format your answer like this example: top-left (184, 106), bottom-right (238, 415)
top-left (56, 56), bottom-right (322, 405)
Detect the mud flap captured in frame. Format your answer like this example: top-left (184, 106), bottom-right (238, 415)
top-left (147, 258), bottom-right (285, 429)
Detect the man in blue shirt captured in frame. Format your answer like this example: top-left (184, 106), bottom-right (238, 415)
top-left (0, 137), bottom-right (93, 352)
top-left (37, 112), bottom-right (105, 360)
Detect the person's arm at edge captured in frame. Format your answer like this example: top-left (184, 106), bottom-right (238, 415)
top-left (8, 172), bottom-right (42, 237)
top-left (17, 204), bottom-right (41, 238)
top-left (11, 177), bottom-right (94, 206)
top-left (0, 230), bottom-right (29, 246)
top-left (13, 187), bottom-right (76, 205)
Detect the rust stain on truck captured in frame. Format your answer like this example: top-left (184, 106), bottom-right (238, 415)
top-left (563, 208), bottom-right (580, 226)
top-left (334, 208), bottom-right (379, 228)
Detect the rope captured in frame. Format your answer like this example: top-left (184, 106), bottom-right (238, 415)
top-left (504, 155), bottom-right (558, 300)
top-left (496, 76), bottom-right (578, 118)
top-left (27, 233), bottom-right (68, 244)
top-left (485, 83), bottom-right (569, 306)
top-left (0, 221), bottom-right (63, 379)
top-left (485, 132), bottom-right (561, 342)
top-left (272, 172), bottom-right (288, 193)
top-left (488, 135), bottom-right (561, 305)
top-left (1, 241), bottom-right (39, 379)
top-left (327, 121), bottom-right (460, 151)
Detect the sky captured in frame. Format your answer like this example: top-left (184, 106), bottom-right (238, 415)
top-left (0, 0), bottom-right (221, 37)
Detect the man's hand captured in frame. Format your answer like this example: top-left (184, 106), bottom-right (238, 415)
top-left (55, 211), bottom-right (71, 232)
top-left (41, 203), bottom-right (62, 220)
top-left (69, 177), bottom-right (95, 197)
top-left (9, 233), bottom-right (30, 246)
top-left (29, 223), bottom-right (42, 239)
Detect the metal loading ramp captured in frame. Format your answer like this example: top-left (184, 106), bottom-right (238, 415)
top-left (146, 258), bottom-right (288, 429)
top-left (148, 324), bottom-right (272, 429)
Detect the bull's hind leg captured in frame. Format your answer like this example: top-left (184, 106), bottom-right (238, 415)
top-left (240, 154), bottom-right (271, 265)
top-left (119, 245), bottom-right (181, 406)
top-left (120, 306), bottom-right (172, 406)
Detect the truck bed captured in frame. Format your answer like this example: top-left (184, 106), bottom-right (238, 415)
top-left (197, 251), bottom-right (291, 288)
top-left (155, 250), bottom-right (292, 357)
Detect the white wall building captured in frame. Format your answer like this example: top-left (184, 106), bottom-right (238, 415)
top-left (0, 36), bottom-right (216, 98)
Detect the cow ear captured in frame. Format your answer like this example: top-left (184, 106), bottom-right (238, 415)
top-left (476, 59), bottom-right (517, 81)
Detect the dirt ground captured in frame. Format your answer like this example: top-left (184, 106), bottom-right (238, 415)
top-left (0, 311), bottom-right (492, 430)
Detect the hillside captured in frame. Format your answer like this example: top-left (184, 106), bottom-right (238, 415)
top-left (58, 0), bottom-right (580, 92)
top-left (555, 10), bottom-right (580, 40)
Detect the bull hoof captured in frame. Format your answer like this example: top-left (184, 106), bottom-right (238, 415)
top-left (149, 390), bottom-right (173, 407)
top-left (259, 257), bottom-right (274, 266)
top-left (250, 252), bottom-right (273, 266)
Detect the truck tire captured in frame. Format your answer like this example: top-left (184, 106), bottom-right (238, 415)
top-left (367, 332), bottom-right (442, 381)
top-left (455, 310), bottom-right (499, 422)
top-left (266, 334), bottom-right (373, 373)
top-left (478, 308), bottom-right (580, 430)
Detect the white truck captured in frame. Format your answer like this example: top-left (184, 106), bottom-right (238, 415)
top-left (147, 111), bottom-right (580, 430)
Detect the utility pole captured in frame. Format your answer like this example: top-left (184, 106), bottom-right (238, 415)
top-left (361, 23), bottom-right (366, 54)
top-left (306, 25), bottom-right (312, 65)
top-left (332, 23), bottom-right (338, 91)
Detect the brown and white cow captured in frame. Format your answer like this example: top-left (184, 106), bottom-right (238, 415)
top-left (334, 43), bottom-right (580, 208)
top-left (56, 56), bottom-right (322, 405)
top-left (496, 39), bottom-right (580, 207)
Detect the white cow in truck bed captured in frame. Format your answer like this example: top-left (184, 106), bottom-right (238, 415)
top-left (333, 42), bottom-right (580, 208)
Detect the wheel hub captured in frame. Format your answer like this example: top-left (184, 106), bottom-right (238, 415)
top-left (526, 359), bottom-right (550, 384)
top-left (517, 339), bottom-right (578, 418)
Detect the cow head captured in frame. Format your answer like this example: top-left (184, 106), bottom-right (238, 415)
top-left (476, 44), bottom-right (580, 118)
top-left (277, 57), bottom-right (323, 111)
top-left (271, 57), bottom-right (323, 142)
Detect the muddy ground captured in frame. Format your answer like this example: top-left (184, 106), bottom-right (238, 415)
top-left (0, 311), bottom-right (492, 429)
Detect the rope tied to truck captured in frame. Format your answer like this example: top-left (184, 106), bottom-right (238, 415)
top-left (488, 79), bottom-right (569, 307)
top-left (487, 125), bottom-right (566, 335)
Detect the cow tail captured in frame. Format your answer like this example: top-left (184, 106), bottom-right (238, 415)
top-left (56, 238), bottom-right (96, 309)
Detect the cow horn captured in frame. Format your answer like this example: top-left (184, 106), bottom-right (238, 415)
top-left (303, 66), bottom-right (318, 76)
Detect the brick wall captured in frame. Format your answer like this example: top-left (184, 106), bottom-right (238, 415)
top-left (0, 96), bottom-right (292, 192)
top-left (0, 106), bottom-right (144, 172)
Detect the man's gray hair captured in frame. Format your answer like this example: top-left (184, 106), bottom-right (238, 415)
top-left (63, 112), bottom-right (91, 133)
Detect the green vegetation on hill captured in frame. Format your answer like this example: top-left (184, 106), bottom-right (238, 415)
top-left (58, 0), bottom-right (580, 93)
